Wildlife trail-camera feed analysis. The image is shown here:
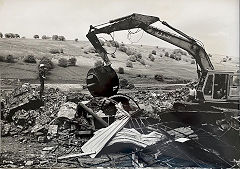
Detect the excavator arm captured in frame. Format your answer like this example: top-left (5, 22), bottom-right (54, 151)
top-left (87, 13), bottom-right (214, 74)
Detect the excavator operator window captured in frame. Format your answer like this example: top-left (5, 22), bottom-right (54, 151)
top-left (213, 74), bottom-right (228, 99)
top-left (229, 75), bottom-right (240, 96)
top-left (204, 74), bottom-right (213, 96)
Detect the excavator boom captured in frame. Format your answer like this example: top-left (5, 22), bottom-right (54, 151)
top-left (87, 13), bottom-right (214, 72)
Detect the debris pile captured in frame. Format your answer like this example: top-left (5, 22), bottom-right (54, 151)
top-left (1, 83), bottom-right (239, 168)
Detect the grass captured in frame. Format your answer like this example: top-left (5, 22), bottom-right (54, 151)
top-left (0, 38), bottom-right (237, 84)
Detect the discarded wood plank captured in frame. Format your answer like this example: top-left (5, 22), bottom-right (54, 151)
top-left (79, 102), bottom-right (108, 127)
top-left (81, 103), bottom-right (130, 158)
top-left (57, 151), bottom-right (96, 160)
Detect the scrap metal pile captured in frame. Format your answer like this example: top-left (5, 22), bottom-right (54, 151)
top-left (1, 84), bottom-right (240, 168)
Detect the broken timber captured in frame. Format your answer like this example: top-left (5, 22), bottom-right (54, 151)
top-left (81, 103), bottom-right (131, 158)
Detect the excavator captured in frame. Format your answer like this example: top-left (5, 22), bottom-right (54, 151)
top-left (85, 14), bottom-right (240, 164)
top-left (86, 13), bottom-right (239, 112)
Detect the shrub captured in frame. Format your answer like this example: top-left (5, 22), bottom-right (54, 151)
top-left (148, 54), bottom-right (155, 62)
top-left (0, 32), bottom-right (2, 38)
top-left (75, 38), bottom-right (78, 42)
top-left (68, 57), bottom-right (77, 66)
top-left (109, 40), bottom-right (119, 48)
top-left (52, 35), bottom-right (58, 40)
top-left (33, 35), bottom-right (39, 39)
top-left (5, 33), bottom-right (11, 38)
top-left (23, 54), bottom-right (36, 63)
top-left (40, 57), bottom-right (54, 70)
top-left (125, 48), bottom-right (135, 56)
top-left (49, 48), bottom-right (62, 54)
top-left (119, 45), bottom-right (127, 53)
top-left (0, 55), bottom-right (5, 62)
top-left (58, 58), bottom-right (68, 67)
top-left (9, 33), bottom-right (15, 38)
top-left (119, 79), bottom-right (129, 88)
top-left (126, 61), bottom-right (133, 68)
top-left (165, 52), bottom-right (169, 57)
top-left (42, 35), bottom-right (47, 39)
top-left (15, 34), bottom-right (20, 38)
top-left (135, 53), bottom-right (142, 59)
top-left (191, 60), bottom-right (195, 64)
top-left (152, 50), bottom-right (156, 55)
top-left (118, 67), bottom-right (124, 74)
top-left (94, 60), bottom-right (103, 68)
top-left (170, 54), bottom-right (176, 59)
top-left (128, 55), bottom-right (137, 62)
top-left (222, 58), bottom-right (227, 62)
top-left (175, 55), bottom-right (182, 61)
top-left (58, 36), bottom-right (65, 41)
top-left (138, 58), bottom-right (145, 65)
top-left (6, 55), bottom-right (14, 63)
top-left (154, 74), bottom-right (164, 82)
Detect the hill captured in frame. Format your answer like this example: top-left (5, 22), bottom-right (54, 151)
top-left (0, 38), bottom-right (238, 84)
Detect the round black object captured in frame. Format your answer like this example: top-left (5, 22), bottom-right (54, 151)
top-left (86, 65), bottom-right (119, 97)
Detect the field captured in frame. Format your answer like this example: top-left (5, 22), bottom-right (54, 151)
top-left (1, 38), bottom-right (238, 85)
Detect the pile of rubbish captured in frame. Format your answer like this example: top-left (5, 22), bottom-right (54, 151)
top-left (1, 84), bottom-right (240, 168)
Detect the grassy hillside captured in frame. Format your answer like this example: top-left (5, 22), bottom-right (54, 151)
top-left (0, 38), bottom-right (238, 84)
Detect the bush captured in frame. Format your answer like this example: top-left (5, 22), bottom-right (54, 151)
top-left (126, 61), bottom-right (133, 68)
top-left (15, 34), bottom-right (20, 38)
top-left (75, 38), bottom-right (78, 42)
top-left (58, 36), bottom-right (65, 41)
top-left (23, 54), bottom-right (36, 63)
top-left (94, 60), bottom-right (103, 68)
top-left (58, 58), bottom-right (68, 67)
top-left (5, 33), bottom-right (11, 38)
top-left (125, 48), bottom-right (135, 56)
top-left (6, 55), bottom-right (14, 63)
top-left (152, 50), bottom-right (156, 55)
top-left (135, 52), bottom-right (142, 59)
top-left (0, 32), bottom-right (2, 38)
top-left (42, 35), bottom-right (47, 39)
top-left (49, 48), bottom-right (63, 54)
top-left (119, 79), bottom-right (129, 88)
top-left (109, 40), bottom-right (119, 48)
top-left (9, 33), bottom-right (15, 38)
top-left (40, 57), bottom-right (54, 70)
top-left (0, 55), bottom-right (5, 62)
top-left (119, 45), bottom-right (127, 53)
top-left (191, 60), bottom-right (195, 64)
top-left (175, 55), bottom-right (182, 61)
top-left (118, 67), bottom-right (124, 74)
top-left (52, 35), bottom-right (58, 40)
top-left (128, 55), bottom-right (137, 62)
top-left (170, 54), bottom-right (176, 59)
top-left (33, 35), bottom-right (39, 39)
top-left (148, 54), bottom-right (155, 62)
top-left (68, 57), bottom-right (77, 66)
top-left (138, 58), bottom-right (146, 65)
top-left (165, 52), bottom-right (169, 57)
top-left (154, 74), bottom-right (164, 82)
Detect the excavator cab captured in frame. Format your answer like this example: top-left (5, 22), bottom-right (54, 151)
top-left (202, 71), bottom-right (239, 103)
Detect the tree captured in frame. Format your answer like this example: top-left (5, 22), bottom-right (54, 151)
top-left (58, 36), bottom-right (65, 41)
top-left (75, 38), bottom-right (78, 42)
top-left (34, 35), bottom-right (39, 39)
top-left (0, 32), bottom-right (3, 38)
top-left (5, 33), bottom-right (11, 38)
top-left (42, 35), bottom-right (47, 39)
top-left (15, 34), bottom-right (20, 38)
top-left (52, 35), bottom-right (58, 40)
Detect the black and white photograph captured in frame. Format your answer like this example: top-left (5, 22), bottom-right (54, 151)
top-left (0, 0), bottom-right (239, 168)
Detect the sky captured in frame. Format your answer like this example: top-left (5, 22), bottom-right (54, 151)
top-left (0, 0), bottom-right (239, 58)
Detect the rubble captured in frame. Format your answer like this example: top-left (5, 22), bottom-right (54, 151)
top-left (1, 82), bottom-right (239, 168)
